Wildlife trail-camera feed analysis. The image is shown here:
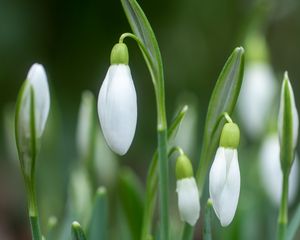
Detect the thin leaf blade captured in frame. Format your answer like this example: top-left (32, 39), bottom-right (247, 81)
top-left (71, 221), bottom-right (87, 240)
top-left (87, 187), bottom-right (108, 240)
top-left (118, 168), bottom-right (144, 240)
top-left (120, 0), bottom-right (161, 74)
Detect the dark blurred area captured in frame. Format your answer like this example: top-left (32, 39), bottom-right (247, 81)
top-left (1, 0), bottom-right (300, 239)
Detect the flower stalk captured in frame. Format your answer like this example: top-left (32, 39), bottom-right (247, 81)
top-left (277, 72), bottom-right (299, 240)
top-left (15, 63), bottom-right (50, 240)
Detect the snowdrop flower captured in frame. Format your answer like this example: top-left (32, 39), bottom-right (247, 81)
top-left (15, 63), bottom-right (50, 177)
top-left (209, 121), bottom-right (240, 227)
top-left (259, 134), bottom-right (298, 206)
top-left (176, 154), bottom-right (200, 226)
top-left (237, 62), bottom-right (277, 139)
top-left (98, 43), bottom-right (137, 155)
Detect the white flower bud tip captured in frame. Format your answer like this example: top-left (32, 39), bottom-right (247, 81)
top-left (209, 147), bottom-right (240, 227)
top-left (176, 177), bottom-right (200, 226)
top-left (98, 64), bottom-right (137, 155)
top-left (15, 63), bottom-right (50, 176)
top-left (28, 64), bottom-right (50, 136)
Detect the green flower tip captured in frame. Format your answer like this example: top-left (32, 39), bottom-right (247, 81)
top-left (176, 154), bottom-right (194, 180)
top-left (110, 43), bottom-right (129, 65)
top-left (220, 122), bottom-right (240, 149)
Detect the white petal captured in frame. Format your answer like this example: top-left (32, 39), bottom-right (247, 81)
top-left (237, 63), bottom-right (277, 139)
top-left (209, 147), bottom-right (227, 219)
top-left (27, 63), bottom-right (50, 138)
top-left (176, 177), bottom-right (200, 226)
top-left (98, 64), bottom-right (137, 155)
top-left (259, 134), bottom-right (299, 205)
top-left (209, 147), bottom-right (240, 227)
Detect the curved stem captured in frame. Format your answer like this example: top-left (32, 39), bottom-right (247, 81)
top-left (169, 146), bottom-right (184, 158)
top-left (223, 112), bottom-right (233, 123)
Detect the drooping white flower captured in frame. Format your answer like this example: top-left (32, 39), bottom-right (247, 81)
top-left (98, 64), bottom-right (137, 155)
top-left (209, 121), bottom-right (240, 227)
top-left (260, 134), bottom-right (299, 206)
top-left (175, 154), bottom-right (200, 226)
top-left (15, 63), bottom-right (50, 176)
top-left (176, 177), bottom-right (200, 226)
top-left (98, 43), bottom-right (137, 155)
top-left (237, 63), bottom-right (277, 139)
top-left (209, 147), bottom-right (240, 227)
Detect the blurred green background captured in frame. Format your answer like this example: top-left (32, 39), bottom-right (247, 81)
top-left (1, 0), bottom-right (300, 239)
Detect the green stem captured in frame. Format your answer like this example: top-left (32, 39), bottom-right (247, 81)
top-left (277, 173), bottom-right (289, 240)
top-left (223, 112), bottom-right (233, 123)
top-left (158, 128), bottom-right (169, 240)
top-left (30, 216), bottom-right (42, 240)
top-left (204, 199), bottom-right (213, 240)
top-left (26, 180), bottom-right (42, 240)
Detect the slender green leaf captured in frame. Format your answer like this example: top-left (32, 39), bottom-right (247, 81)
top-left (141, 105), bottom-right (188, 240)
top-left (118, 168), bottom-right (144, 240)
top-left (87, 187), bottom-right (108, 240)
top-left (71, 222), bottom-right (87, 240)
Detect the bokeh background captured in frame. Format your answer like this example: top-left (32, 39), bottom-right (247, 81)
top-left (1, 0), bottom-right (300, 239)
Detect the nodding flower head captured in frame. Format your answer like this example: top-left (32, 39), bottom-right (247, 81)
top-left (209, 122), bottom-right (240, 227)
top-left (98, 43), bottom-right (137, 155)
top-left (175, 154), bottom-right (200, 226)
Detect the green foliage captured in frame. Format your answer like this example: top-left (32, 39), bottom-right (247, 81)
top-left (118, 168), bottom-right (144, 240)
top-left (71, 222), bottom-right (87, 240)
top-left (87, 187), bottom-right (109, 240)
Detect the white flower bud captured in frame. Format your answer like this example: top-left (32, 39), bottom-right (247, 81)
top-left (209, 147), bottom-right (240, 227)
top-left (176, 177), bottom-right (200, 226)
top-left (259, 134), bottom-right (299, 206)
top-left (15, 63), bottom-right (50, 176)
top-left (98, 64), bottom-right (137, 155)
